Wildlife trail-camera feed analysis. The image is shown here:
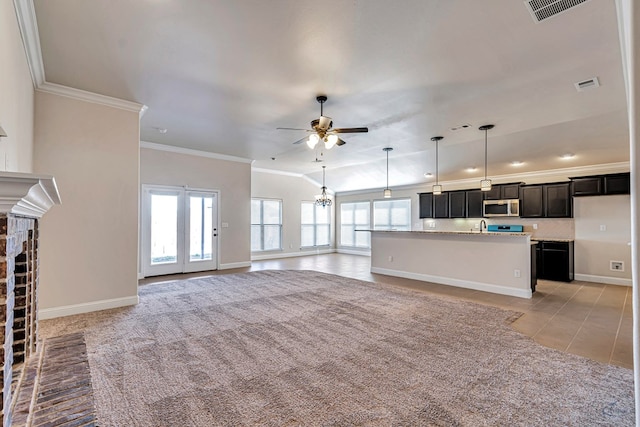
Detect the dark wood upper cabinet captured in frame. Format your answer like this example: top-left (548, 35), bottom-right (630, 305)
top-left (544, 183), bottom-right (572, 218)
top-left (520, 185), bottom-right (544, 218)
top-left (466, 190), bottom-right (484, 218)
top-left (418, 193), bottom-right (433, 218)
top-left (433, 193), bottom-right (449, 218)
top-left (483, 183), bottom-right (521, 200)
top-left (570, 172), bottom-right (629, 196)
top-left (604, 173), bottom-right (630, 195)
top-left (448, 191), bottom-right (466, 218)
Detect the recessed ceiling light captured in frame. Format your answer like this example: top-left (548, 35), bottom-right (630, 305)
top-left (560, 153), bottom-right (575, 160)
top-left (424, 172), bottom-right (433, 178)
top-left (466, 167), bottom-right (477, 173)
top-left (511, 161), bottom-right (524, 166)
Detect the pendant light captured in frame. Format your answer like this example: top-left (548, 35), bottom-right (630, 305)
top-left (383, 147), bottom-right (393, 198)
top-left (430, 136), bottom-right (443, 195)
top-left (479, 124), bottom-right (494, 191)
top-left (314, 166), bottom-right (332, 207)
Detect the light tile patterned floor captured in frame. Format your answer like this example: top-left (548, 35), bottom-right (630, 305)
top-left (140, 253), bottom-right (633, 368)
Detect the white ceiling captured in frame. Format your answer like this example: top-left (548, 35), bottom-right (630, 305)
top-left (32, 0), bottom-right (628, 192)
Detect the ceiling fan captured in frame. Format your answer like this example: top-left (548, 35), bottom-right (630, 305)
top-left (277, 95), bottom-right (368, 149)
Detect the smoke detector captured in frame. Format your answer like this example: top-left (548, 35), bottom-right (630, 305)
top-left (525, 0), bottom-right (592, 23)
top-left (574, 77), bottom-right (600, 92)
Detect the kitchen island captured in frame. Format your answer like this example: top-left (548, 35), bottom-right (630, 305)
top-left (369, 230), bottom-right (535, 298)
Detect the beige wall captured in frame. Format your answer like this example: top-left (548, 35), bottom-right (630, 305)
top-left (141, 148), bottom-right (251, 268)
top-left (34, 91), bottom-right (140, 314)
top-left (0, 1), bottom-right (34, 172)
top-left (574, 195), bottom-right (632, 283)
top-left (251, 170), bottom-right (335, 258)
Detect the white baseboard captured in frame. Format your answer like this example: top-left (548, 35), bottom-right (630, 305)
top-left (218, 261), bottom-right (252, 270)
top-left (38, 295), bottom-right (139, 320)
top-left (337, 248), bottom-right (371, 256)
top-left (574, 273), bottom-right (632, 286)
top-left (371, 267), bottom-right (533, 299)
top-left (251, 248), bottom-right (336, 261)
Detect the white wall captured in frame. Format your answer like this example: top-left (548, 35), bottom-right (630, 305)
top-left (574, 195), bottom-right (632, 284)
top-left (251, 170), bottom-right (335, 259)
top-left (0, 1), bottom-right (34, 172)
top-left (141, 147), bottom-right (251, 269)
top-left (34, 90), bottom-right (141, 316)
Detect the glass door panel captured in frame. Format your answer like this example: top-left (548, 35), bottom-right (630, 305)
top-left (150, 194), bottom-right (178, 265)
top-left (185, 192), bottom-right (217, 272)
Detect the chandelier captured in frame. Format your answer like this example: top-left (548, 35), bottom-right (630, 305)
top-left (315, 166), bottom-right (332, 207)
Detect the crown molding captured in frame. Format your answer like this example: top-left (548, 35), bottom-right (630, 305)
top-left (14, 0), bottom-right (45, 87)
top-left (37, 82), bottom-right (146, 114)
top-left (0, 172), bottom-right (61, 218)
top-left (335, 162), bottom-right (631, 196)
top-left (140, 141), bottom-right (253, 164)
top-left (252, 167), bottom-right (303, 178)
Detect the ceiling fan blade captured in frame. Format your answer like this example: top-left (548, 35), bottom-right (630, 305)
top-left (333, 127), bottom-right (368, 134)
top-left (292, 135), bottom-right (310, 145)
top-left (318, 116), bottom-right (332, 131)
top-left (277, 127), bottom-right (312, 131)
top-left (336, 138), bottom-right (346, 146)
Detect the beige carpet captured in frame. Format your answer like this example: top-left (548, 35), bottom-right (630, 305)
top-left (40, 270), bottom-right (634, 426)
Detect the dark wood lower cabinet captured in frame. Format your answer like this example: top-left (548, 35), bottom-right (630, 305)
top-left (536, 241), bottom-right (574, 282)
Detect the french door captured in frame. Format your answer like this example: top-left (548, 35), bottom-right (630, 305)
top-left (142, 186), bottom-right (218, 277)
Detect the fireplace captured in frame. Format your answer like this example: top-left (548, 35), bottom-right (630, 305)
top-left (0, 173), bottom-right (60, 426)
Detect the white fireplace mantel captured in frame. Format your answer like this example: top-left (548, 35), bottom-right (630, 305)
top-left (0, 172), bottom-right (61, 218)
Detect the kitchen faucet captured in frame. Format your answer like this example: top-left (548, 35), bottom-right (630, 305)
top-left (480, 219), bottom-right (487, 233)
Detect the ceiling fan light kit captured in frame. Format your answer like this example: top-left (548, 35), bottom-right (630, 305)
top-left (479, 124), bottom-right (494, 192)
top-left (278, 95), bottom-right (368, 150)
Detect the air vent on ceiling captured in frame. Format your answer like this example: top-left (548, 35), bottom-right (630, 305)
top-left (574, 77), bottom-right (600, 92)
top-left (525, 0), bottom-right (591, 23)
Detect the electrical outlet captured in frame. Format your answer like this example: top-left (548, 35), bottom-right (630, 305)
top-left (600, 225), bottom-right (607, 232)
top-left (514, 269), bottom-right (521, 278)
top-left (388, 256), bottom-right (393, 262)
top-left (429, 222), bottom-right (436, 228)
top-left (474, 223), bottom-right (480, 229)
top-left (610, 261), bottom-right (624, 271)
top-left (532, 224), bottom-right (538, 230)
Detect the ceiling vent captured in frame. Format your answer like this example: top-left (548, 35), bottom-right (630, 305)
top-left (525, 0), bottom-right (591, 23)
top-left (450, 123), bottom-right (472, 132)
top-left (574, 77), bottom-right (600, 92)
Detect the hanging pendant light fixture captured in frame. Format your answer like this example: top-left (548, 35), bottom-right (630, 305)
top-left (383, 147), bottom-right (393, 198)
top-left (315, 165), bottom-right (332, 207)
top-left (479, 124), bottom-right (494, 191)
top-left (430, 136), bottom-right (443, 195)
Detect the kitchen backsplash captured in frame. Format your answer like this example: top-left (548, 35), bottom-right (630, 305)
top-left (419, 217), bottom-right (575, 240)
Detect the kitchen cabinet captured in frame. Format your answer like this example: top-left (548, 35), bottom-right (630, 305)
top-left (418, 193), bottom-right (433, 218)
top-left (544, 183), bottom-right (572, 217)
top-left (466, 190), bottom-right (484, 218)
top-left (448, 191), bottom-right (466, 218)
top-left (604, 173), bottom-right (630, 195)
top-left (521, 183), bottom-right (572, 218)
top-left (483, 183), bottom-right (521, 200)
top-left (570, 172), bottom-right (630, 196)
top-left (571, 176), bottom-right (602, 196)
top-left (536, 241), bottom-right (574, 282)
top-left (520, 185), bottom-right (544, 218)
top-left (433, 193), bottom-right (449, 218)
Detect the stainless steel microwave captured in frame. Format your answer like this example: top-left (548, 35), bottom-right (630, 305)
top-left (482, 199), bottom-right (520, 217)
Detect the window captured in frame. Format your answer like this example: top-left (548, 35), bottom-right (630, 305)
top-left (251, 199), bottom-right (282, 251)
top-left (373, 198), bottom-right (411, 230)
top-left (301, 202), bottom-right (330, 247)
top-left (340, 201), bottom-right (371, 248)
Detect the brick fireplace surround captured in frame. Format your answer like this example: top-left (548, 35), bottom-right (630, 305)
top-left (0, 173), bottom-right (60, 426)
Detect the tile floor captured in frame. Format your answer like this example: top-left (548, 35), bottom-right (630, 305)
top-left (140, 253), bottom-right (633, 369)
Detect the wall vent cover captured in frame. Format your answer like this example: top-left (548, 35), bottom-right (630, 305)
top-left (574, 77), bottom-right (600, 92)
top-left (525, 0), bottom-right (591, 23)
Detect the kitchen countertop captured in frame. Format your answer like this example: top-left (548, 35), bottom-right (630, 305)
top-left (363, 229), bottom-right (532, 237)
top-left (530, 238), bottom-right (574, 242)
